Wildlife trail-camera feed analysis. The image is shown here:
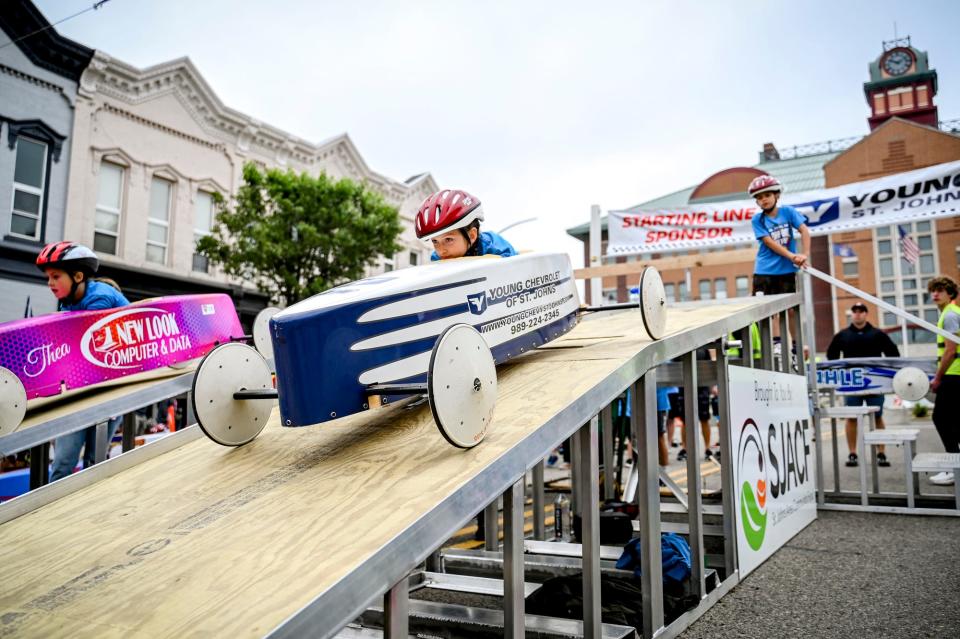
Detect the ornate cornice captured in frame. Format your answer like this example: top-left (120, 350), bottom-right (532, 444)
top-left (0, 0), bottom-right (94, 82)
top-left (0, 62), bottom-right (74, 107)
top-left (79, 51), bottom-right (436, 208)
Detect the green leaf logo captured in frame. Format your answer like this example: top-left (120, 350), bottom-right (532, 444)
top-left (738, 419), bottom-right (768, 552)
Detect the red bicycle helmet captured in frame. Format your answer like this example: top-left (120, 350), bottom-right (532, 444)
top-left (36, 241), bottom-right (99, 273)
top-left (747, 175), bottom-right (783, 197)
top-left (415, 189), bottom-right (484, 241)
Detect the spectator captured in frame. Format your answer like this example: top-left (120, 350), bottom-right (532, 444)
top-left (826, 302), bottom-right (899, 468)
top-left (928, 276), bottom-right (960, 486)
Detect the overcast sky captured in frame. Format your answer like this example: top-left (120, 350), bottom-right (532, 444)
top-left (36, 0), bottom-right (960, 266)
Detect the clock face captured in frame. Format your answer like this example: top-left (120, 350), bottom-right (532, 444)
top-left (883, 49), bottom-right (913, 76)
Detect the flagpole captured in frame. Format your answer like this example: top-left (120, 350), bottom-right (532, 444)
top-left (892, 227), bottom-right (910, 356)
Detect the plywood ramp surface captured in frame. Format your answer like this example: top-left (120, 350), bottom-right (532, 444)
top-left (0, 303), bottom-right (756, 637)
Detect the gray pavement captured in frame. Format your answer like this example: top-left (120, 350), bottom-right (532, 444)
top-left (680, 509), bottom-right (960, 639)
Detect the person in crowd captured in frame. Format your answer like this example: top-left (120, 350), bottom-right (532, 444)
top-left (672, 348), bottom-right (717, 462)
top-left (37, 241), bottom-right (129, 481)
top-left (415, 189), bottom-right (517, 260)
top-left (928, 276), bottom-right (960, 486)
top-left (826, 302), bottom-right (900, 468)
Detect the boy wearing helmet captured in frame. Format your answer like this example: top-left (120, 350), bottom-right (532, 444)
top-left (36, 241), bottom-right (129, 481)
top-left (415, 189), bottom-right (517, 260)
top-left (748, 175), bottom-right (810, 295)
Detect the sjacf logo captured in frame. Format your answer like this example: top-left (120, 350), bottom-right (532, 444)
top-left (737, 418), bottom-right (768, 551)
top-left (467, 292), bottom-right (487, 315)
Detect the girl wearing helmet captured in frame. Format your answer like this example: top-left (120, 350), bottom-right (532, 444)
top-left (35, 241), bottom-right (130, 481)
top-left (36, 241), bottom-right (129, 311)
top-left (748, 175), bottom-right (810, 295)
top-left (415, 189), bottom-right (517, 260)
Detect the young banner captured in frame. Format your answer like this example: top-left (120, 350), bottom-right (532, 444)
top-left (730, 365), bottom-right (817, 577)
top-left (607, 159), bottom-right (960, 255)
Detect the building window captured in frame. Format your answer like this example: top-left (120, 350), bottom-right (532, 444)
top-left (193, 191), bottom-right (213, 273)
top-left (146, 177), bottom-right (172, 265)
top-left (698, 279), bottom-right (712, 300)
top-left (876, 223), bottom-right (938, 328)
top-left (877, 239), bottom-right (891, 255)
top-left (714, 278), bottom-right (727, 299)
top-left (409, 251), bottom-right (419, 267)
top-left (664, 283), bottom-right (675, 303)
top-left (887, 86), bottom-right (914, 112)
top-left (841, 259), bottom-right (857, 278)
top-left (924, 308), bottom-right (939, 324)
top-left (94, 162), bottom-right (124, 255)
top-left (872, 93), bottom-right (885, 115)
top-left (735, 276), bottom-right (749, 297)
top-left (603, 288), bottom-right (617, 303)
top-left (879, 258), bottom-right (893, 277)
top-left (10, 136), bottom-right (48, 240)
top-left (678, 281), bottom-right (689, 302)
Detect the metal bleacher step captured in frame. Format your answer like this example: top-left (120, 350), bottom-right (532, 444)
top-left (863, 428), bottom-right (919, 444)
top-left (358, 599), bottom-right (636, 639)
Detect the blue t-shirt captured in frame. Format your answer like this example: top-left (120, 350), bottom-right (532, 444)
top-left (60, 279), bottom-right (130, 311)
top-left (656, 386), bottom-right (678, 412)
top-left (430, 230), bottom-right (518, 261)
top-left (752, 205), bottom-right (807, 275)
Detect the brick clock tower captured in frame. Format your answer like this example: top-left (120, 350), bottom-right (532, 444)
top-left (864, 37), bottom-right (938, 131)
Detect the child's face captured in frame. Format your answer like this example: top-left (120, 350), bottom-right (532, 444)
top-left (431, 228), bottom-right (476, 260)
top-left (45, 268), bottom-right (79, 300)
top-left (754, 191), bottom-right (778, 211)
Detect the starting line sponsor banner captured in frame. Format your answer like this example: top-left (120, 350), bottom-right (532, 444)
top-left (731, 365), bottom-right (816, 577)
top-left (607, 159), bottom-right (960, 255)
top-left (816, 357), bottom-right (936, 395)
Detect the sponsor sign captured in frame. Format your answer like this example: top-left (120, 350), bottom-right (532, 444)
top-left (607, 159), bottom-right (960, 255)
top-left (0, 295), bottom-right (243, 400)
top-left (731, 366), bottom-right (817, 577)
top-left (816, 357), bottom-right (937, 395)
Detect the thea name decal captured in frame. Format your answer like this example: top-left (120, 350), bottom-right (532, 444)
top-left (23, 342), bottom-right (70, 378)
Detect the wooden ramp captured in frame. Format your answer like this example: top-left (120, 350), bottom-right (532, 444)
top-left (0, 297), bottom-right (790, 638)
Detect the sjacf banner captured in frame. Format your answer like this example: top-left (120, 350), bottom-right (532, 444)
top-left (731, 366), bottom-right (816, 577)
top-left (816, 357), bottom-right (936, 396)
top-left (607, 159), bottom-right (960, 255)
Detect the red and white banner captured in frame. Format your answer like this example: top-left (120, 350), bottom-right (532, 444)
top-left (607, 159), bottom-right (960, 256)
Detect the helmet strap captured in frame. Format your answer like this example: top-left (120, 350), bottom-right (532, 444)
top-left (68, 271), bottom-right (88, 304)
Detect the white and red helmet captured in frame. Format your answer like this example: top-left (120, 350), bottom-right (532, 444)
top-left (747, 175), bottom-right (783, 197)
top-left (415, 189), bottom-right (484, 241)
top-left (36, 241), bottom-right (99, 273)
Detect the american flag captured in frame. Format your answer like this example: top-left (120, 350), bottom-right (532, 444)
top-left (898, 225), bottom-right (919, 265)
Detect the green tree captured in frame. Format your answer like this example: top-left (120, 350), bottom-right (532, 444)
top-left (197, 163), bottom-right (402, 305)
